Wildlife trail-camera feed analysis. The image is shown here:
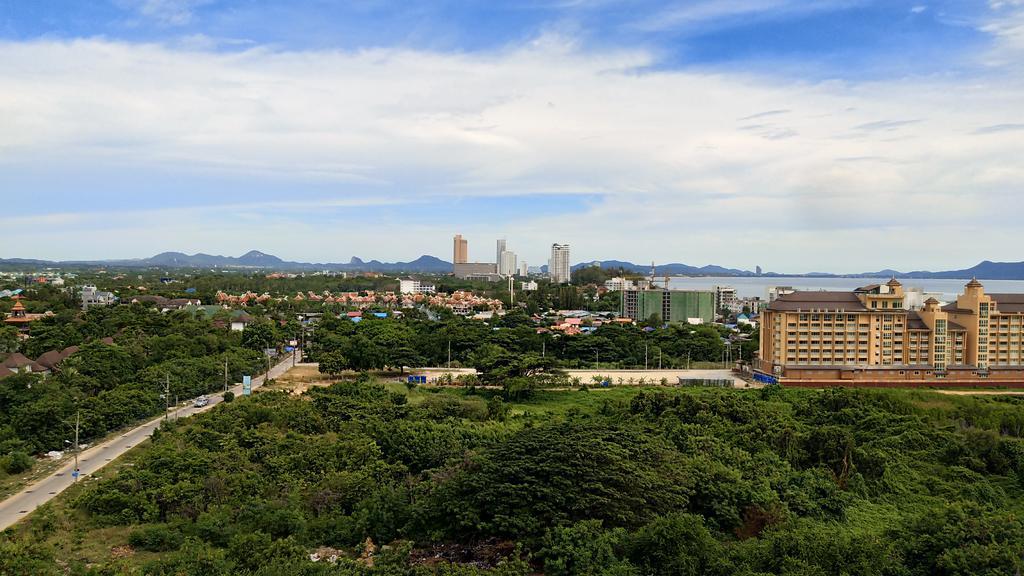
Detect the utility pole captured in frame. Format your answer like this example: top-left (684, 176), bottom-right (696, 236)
top-left (658, 349), bottom-right (662, 370)
top-left (73, 410), bottom-right (80, 482)
top-left (645, 343), bottom-right (648, 370)
top-left (447, 340), bottom-right (451, 369)
top-left (164, 374), bottom-right (170, 421)
top-left (224, 358), bottom-right (229, 393)
top-left (596, 350), bottom-right (599, 369)
top-left (542, 340), bottom-right (545, 358)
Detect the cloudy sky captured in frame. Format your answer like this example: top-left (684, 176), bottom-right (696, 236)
top-left (1, 0), bottom-right (1022, 272)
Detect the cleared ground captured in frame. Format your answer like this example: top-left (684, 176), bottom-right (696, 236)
top-left (407, 367), bottom-right (751, 387)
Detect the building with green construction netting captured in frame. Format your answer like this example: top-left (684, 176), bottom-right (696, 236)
top-left (621, 288), bottom-right (715, 324)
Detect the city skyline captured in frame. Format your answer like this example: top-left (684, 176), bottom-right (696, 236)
top-left (2, 1), bottom-right (1023, 271)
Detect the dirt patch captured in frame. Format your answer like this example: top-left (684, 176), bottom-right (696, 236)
top-left (265, 364), bottom-right (338, 395)
top-left (109, 545), bottom-right (135, 559)
top-left (410, 539), bottom-right (519, 569)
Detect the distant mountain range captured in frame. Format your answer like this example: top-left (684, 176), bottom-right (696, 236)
top-left (570, 260), bottom-right (754, 276)
top-left (0, 251), bottom-right (454, 273)
top-left (2, 251), bottom-right (1024, 280)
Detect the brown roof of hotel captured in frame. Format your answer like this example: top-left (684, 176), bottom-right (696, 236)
top-left (0, 366), bottom-right (12, 379)
top-left (989, 294), bottom-right (1024, 313)
top-left (907, 311), bottom-right (967, 331)
top-left (941, 303), bottom-right (973, 315)
top-left (767, 291), bottom-right (868, 312)
top-left (906, 311), bottom-right (928, 330)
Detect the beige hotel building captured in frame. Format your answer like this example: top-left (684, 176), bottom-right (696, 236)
top-left (756, 279), bottom-right (1024, 386)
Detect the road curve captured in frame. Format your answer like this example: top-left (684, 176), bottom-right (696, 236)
top-left (0, 353), bottom-right (297, 531)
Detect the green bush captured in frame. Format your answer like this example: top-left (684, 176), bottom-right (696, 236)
top-left (128, 524), bottom-right (185, 552)
top-left (223, 391), bottom-right (235, 403)
top-left (2, 451), bottom-right (34, 475)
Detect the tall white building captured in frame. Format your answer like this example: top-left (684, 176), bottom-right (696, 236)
top-left (496, 238), bottom-right (519, 276)
top-left (499, 250), bottom-right (517, 277)
top-left (496, 239), bottom-right (506, 267)
top-left (518, 261), bottom-right (529, 277)
top-left (549, 243), bottom-right (571, 284)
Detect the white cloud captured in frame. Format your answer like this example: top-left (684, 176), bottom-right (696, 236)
top-left (981, 0), bottom-right (1024, 64)
top-left (630, 0), bottom-right (865, 32)
top-left (0, 35), bottom-right (1022, 271)
top-left (117, 0), bottom-right (210, 26)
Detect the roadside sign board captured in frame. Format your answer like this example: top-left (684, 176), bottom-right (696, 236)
top-left (243, 375), bottom-right (252, 396)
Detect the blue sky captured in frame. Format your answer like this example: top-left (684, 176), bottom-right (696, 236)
top-left (1, 0), bottom-right (1023, 271)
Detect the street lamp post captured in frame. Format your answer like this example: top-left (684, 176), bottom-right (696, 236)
top-left (73, 410), bottom-right (80, 481)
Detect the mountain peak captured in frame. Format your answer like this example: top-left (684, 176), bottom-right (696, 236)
top-left (240, 250), bottom-right (275, 259)
top-left (237, 250), bottom-right (282, 264)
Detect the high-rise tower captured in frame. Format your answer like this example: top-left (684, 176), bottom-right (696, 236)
top-left (549, 243), bottom-right (571, 284)
top-left (453, 234), bottom-right (468, 264)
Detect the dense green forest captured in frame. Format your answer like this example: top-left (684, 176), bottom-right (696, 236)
top-left (3, 382), bottom-right (1024, 574)
top-left (307, 310), bottom-right (755, 373)
top-left (0, 304), bottom-right (268, 476)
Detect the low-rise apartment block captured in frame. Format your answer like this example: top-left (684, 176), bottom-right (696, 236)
top-left (399, 279), bottom-right (437, 294)
top-left (81, 285), bottom-right (117, 310)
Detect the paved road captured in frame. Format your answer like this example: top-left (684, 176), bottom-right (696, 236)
top-left (0, 353), bottom-right (297, 531)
